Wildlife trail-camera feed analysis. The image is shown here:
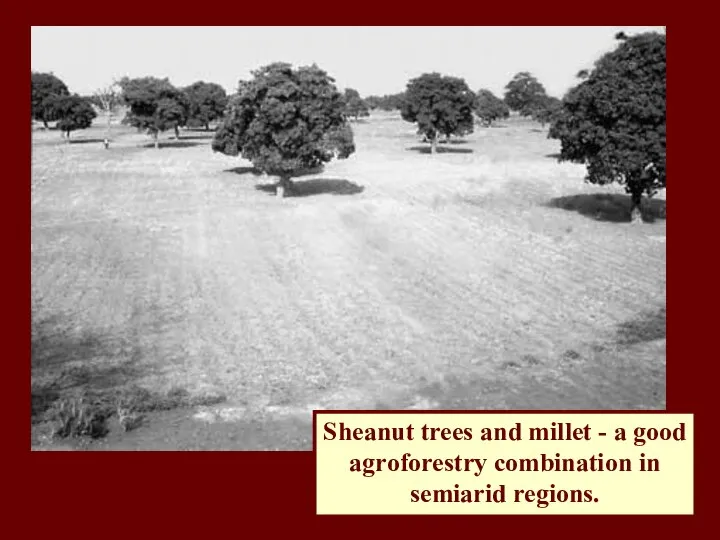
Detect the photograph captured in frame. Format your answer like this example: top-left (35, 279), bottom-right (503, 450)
top-left (30, 26), bottom-right (667, 451)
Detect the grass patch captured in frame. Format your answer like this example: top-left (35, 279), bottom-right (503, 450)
top-left (38, 380), bottom-right (227, 440)
top-left (114, 385), bottom-right (227, 412)
top-left (48, 396), bottom-right (111, 439)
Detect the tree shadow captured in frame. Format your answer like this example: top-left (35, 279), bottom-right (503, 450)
top-left (177, 134), bottom-right (215, 141)
top-left (69, 138), bottom-right (110, 145)
top-left (184, 127), bottom-right (217, 133)
top-left (255, 178), bottom-right (364, 197)
top-left (545, 152), bottom-right (562, 160)
top-left (142, 141), bottom-right (204, 149)
top-left (547, 193), bottom-right (666, 223)
top-left (224, 166), bottom-right (263, 176)
top-left (223, 164), bottom-right (326, 178)
top-left (33, 315), bottom-right (110, 368)
top-left (407, 146), bottom-right (474, 154)
top-left (615, 307), bottom-right (666, 346)
top-left (439, 139), bottom-right (469, 145)
top-left (31, 314), bottom-right (146, 421)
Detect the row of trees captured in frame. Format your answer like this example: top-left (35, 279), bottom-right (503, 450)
top-left (365, 93), bottom-right (406, 111)
top-left (205, 65), bottom-right (567, 196)
top-left (33, 31), bottom-right (665, 220)
top-left (116, 77), bottom-right (229, 148)
top-left (398, 72), bottom-right (563, 153)
top-left (396, 32), bottom-right (665, 221)
top-left (210, 31), bottom-right (665, 223)
top-left (32, 70), bottom-right (555, 146)
top-left (31, 73), bottom-right (229, 143)
top-left (32, 72), bottom-right (377, 144)
top-left (31, 73), bottom-right (97, 139)
top-left (357, 74), bottom-right (564, 130)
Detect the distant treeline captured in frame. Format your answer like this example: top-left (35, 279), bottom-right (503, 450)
top-left (31, 30), bottom-right (665, 220)
top-left (364, 93), bottom-right (407, 111)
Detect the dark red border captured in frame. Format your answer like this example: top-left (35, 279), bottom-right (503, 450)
top-left (19, 18), bottom-right (708, 534)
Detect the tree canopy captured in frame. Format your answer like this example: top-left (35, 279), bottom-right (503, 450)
top-left (184, 81), bottom-right (228, 130)
top-left (118, 77), bottom-right (189, 147)
top-left (530, 95), bottom-right (563, 127)
top-left (32, 72), bottom-right (70, 127)
top-left (211, 62), bottom-right (355, 197)
top-left (548, 31), bottom-right (666, 222)
top-left (503, 72), bottom-right (548, 117)
top-left (401, 73), bottom-right (476, 152)
top-left (53, 95), bottom-right (97, 139)
top-left (475, 89), bottom-right (510, 127)
top-left (344, 88), bottom-right (370, 120)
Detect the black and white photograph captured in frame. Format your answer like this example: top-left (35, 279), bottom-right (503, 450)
top-left (30, 26), bottom-right (667, 451)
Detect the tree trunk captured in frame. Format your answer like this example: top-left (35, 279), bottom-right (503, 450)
top-left (106, 111), bottom-right (112, 141)
top-left (154, 132), bottom-right (159, 150)
top-left (206, 123), bottom-right (210, 131)
top-left (276, 175), bottom-right (293, 198)
top-left (430, 133), bottom-right (438, 154)
top-left (65, 131), bottom-right (71, 143)
top-left (174, 126), bottom-right (180, 140)
top-left (629, 183), bottom-right (644, 224)
top-left (43, 119), bottom-right (49, 130)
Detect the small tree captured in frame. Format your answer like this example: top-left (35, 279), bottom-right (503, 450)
top-left (503, 72), bottom-right (548, 117)
top-left (93, 83), bottom-right (122, 144)
top-left (401, 73), bottom-right (476, 153)
top-left (118, 77), bottom-right (189, 148)
top-left (53, 95), bottom-right (97, 141)
top-left (212, 63), bottom-right (355, 198)
top-left (343, 88), bottom-right (370, 121)
top-left (184, 81), bottom-right (228, 130)
top-left (31, 72), bottom-right (70, 128)
top-left (549, 32), bottom-right (666, 223)
top-left (475, 89), bottom-right (510, 127)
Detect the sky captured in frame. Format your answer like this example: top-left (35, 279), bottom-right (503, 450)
top-left (31, 26), bottom-right (665, 99)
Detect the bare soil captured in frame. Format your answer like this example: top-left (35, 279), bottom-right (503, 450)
top-left (31, 114), bottom-right (666, 450)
